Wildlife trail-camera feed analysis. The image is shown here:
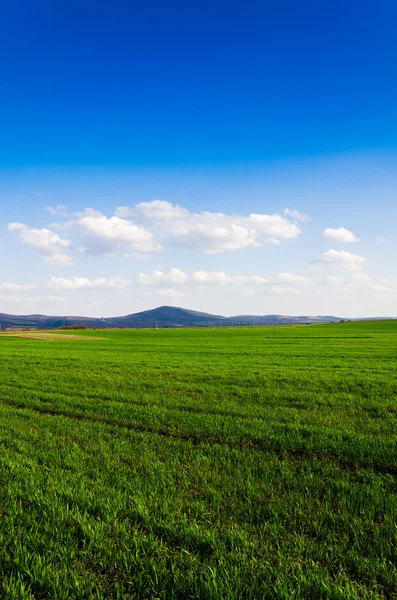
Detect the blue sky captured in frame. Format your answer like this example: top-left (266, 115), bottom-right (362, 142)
top-left (1, 0), bottom-right (396, 317)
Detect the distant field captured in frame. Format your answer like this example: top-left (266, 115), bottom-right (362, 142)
top-left (0, 321), bottom-right (396, 598)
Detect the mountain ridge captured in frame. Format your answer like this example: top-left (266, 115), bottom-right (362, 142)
top-left (0, 305), bottom-right (384, 330)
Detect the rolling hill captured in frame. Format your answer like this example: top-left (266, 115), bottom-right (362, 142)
top-left (0, 306), bottom-right (343, 330)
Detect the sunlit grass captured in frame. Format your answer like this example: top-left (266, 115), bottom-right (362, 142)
top-left (0, 321), bottom-right (396, 598)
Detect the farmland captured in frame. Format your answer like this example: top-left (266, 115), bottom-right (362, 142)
top-left (0, 321), bottom-right (396, 599)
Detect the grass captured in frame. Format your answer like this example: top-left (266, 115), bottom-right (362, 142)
top-left (0, 321), bottom-right (396, 598)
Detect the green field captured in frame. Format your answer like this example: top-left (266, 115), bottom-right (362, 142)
top-left (0, 321), bottom-right (396, 599)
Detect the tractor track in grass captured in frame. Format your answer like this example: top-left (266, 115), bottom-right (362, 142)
top-left (2, 399), bottom-right (397, 479)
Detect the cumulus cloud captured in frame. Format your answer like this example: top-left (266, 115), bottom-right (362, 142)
top-left (134, 201), bottom-right (189, 222)
top-left (128, 200), bottom-right (301, 253)
top-left (283, 208), bottom-right (311, 222)
top-left (235, 272), bottom-right (310, 286)
top-left (322, 227), bottom-right (359, 243)
top-left (246, 214), bottom-right (299, 241)
top-left (192, 271), bottom-right (233, 284)
top-left (10, 201), bottom-right (306, 267)
top-left (45, 254), bottom-right (74, 266)
top-left (76, 210), bottom-right (162, 255)
top-left (114, 206), bottom-right (135, 218)
top-left (47, 276), bottom-right (130, 290)
top-left (136, 269), bottom-right (311, 292)
top-left (233, 275), bottom-right (270, 285)
top-left (136, 268), bottom-right (188, 286)
top-left (0, 282), bottom-right (36, 291)
top-left (322, 249), bottom-right (366, 271)
top-left (324, 272), bottom-right (393, 294)
top-left (156, 288), bottom-right (183, 298)
top-left (8, 223), bottom-right (73, 265)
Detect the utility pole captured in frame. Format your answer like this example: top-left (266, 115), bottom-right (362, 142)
top-left (273, 317), bottom-right (276, 333)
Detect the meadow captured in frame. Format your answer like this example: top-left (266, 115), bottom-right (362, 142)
top-left (0, 321), bottom-right (396, 599)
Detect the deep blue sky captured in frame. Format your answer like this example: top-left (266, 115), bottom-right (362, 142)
top-left (1, 1), bottom-right (396, 317)
top-left (2, 0), bottom-right (396, 166)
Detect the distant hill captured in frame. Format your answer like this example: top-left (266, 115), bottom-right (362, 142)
top-left (0, 312), bottom-right (104, 330)
top-left (0, 306), bottom-right (344, 330)
top-left (110, 306), bottom-right (227, 328)
top-left (2, 305), bottom-right (395, 330)
top-left (226, 314), bottom-right (340, 325)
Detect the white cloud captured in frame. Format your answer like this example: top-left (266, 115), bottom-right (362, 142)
top-left (130, 200), bottom-right (301, 253)
top-left (283, 208), bottom-right (311, 222)
top-left (46, 205), bottom-right (68, 216)
top-left (137, 268), bottom-right (188, 286)
top-left (376, 236), bottom-right (388, 243)
top-left (48, 276), bottom-right (130, 290)
top-left (137, 269), bottom-right (312, 289)
top-left (236, 272), bottom-right (310, 286)
top-left (192, 271), bottom-right (233, 284)
top-left (45, 254), bottom-right (74, 266)
top-left (322, 249), bottom-right (366, 271)
top-left (156, 288), bottom-right (183, 298)
top-left (233, 275), bottom-right (270, 285)
top-left (246, 214), bottom-right (299, 240)
top-left (322, 227), bottom-right (360, 243)
top-left (114, 206), bottom-right (135, 218)
top-left (10, 201), bottom-right (305, 268)
top-left (0, 283), bottom-right (36, 292)
top-left (8, 223), bottom-right (73, 265)
top-left (325, 273), bottom-right (394, 295)
top-left (133, 200), bottom-right (189, 222)
top-left (76, 210), bottom-right (162, 255)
